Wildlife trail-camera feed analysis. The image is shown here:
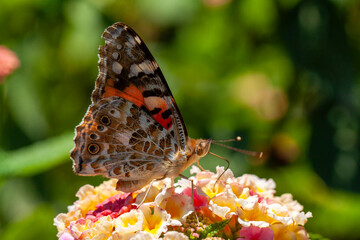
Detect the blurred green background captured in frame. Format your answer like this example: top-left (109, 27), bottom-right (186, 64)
top-left (1, 0), bottom-right (360, 239)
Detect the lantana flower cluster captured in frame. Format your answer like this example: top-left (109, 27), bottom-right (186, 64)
top-left (54, 166), bottom-right (312, 240)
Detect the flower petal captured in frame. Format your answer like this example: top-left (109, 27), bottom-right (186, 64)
top-left (155, 187), bottom-right (193, 221)
top-left (210, 185), bottom-right (238, 218)
top-left (113, 209), bottom-right (144, 234)
top-left (129, 231), bottom-right (155, 240)
top-left (163, 231), bottom-right (189, 240)
top-left (139, 203), bottom-right (173, 238)
top-left (58, 232), bottom-right (75, 240)
top-left (239, 226), bottom-right (274, 240)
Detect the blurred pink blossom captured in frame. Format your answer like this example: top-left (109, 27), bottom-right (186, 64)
top-left (0, 46), bottom-right (20, 82)
top-left (203, 0), bottom-right (232, 7)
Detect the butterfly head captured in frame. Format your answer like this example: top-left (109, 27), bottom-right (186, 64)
top-left (194, 139), bottom-right (212, 157)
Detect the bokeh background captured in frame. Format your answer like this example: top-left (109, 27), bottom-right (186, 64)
top-left (1, 0), bottom-right (360, 239)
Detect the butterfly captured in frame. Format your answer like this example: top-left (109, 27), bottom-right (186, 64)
top-left (70, 22), bottom-right (212, 192)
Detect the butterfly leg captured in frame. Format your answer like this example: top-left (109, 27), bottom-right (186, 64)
top-left (208, 152), bottom-right (230, 191)
top-left (196, 161), bottom-right (206, 171)
top-left (136, 179), bottom-right (156, 209)
top-left (179, 174), bottom-right (199, 224)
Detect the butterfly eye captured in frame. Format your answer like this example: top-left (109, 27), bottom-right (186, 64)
top-left (196, 145), bottom-right (204, 156)
top-left (88, 143), bottom-right (100, 155)
top-left (195, 141), bottom-right (211, 157)
top-left (99, 115), bottom-right (111, 126)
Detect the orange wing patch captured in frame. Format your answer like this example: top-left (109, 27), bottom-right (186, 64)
top-left (103, 79), bottom-right (144, 108)
top-left (144, 96), bottom-right (173, 129)
top-left (102, 79), bottom-right (173, 129)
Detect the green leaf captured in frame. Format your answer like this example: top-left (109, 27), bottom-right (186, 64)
top-left (1, 204), bottom-right (57, 240)
top-left (200, 218), bottom-right (231, 239)
top-left (0, 132), bottom-right (73, 178)
top-left (309, 233), bottom-right (330, 240)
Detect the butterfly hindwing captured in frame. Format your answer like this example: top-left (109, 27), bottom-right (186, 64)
top-left (71, 97), bottom-right (181, 192)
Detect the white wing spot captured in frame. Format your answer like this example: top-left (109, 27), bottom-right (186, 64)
top-left (112, 52), bottom-right (119, 59)
top-left (134, 36), bottom-right (141, 44)
top-left (112, 62), bottom-right (123, 74)
top-left (129, 37), bottom-right (136, 46)
top-left (105, 39), bottom-right (121, 50)
top-left (129, 64), bottom-right (142, 77)
top-left (109, 28), bottom-right (122, 38)
top-left (109, 109), bottom-right (121, 118)
top-left (129, 60), bottom-right (154, 77)
top-left (139, 60), bottom-right (155, 74)
top-left (125, 40), bottom-right (135, 48)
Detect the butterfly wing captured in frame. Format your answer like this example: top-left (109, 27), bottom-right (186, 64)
top-left (71, 97), bottom-right (183, 192)
top-left (71, 23), bottom-right (189, 192)
top-left (93, 22), bottom-right (187, 152)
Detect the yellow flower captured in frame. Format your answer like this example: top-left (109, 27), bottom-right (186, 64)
top-left (209, 185), bottom-right (239, 218)
top-left (271, 223), bottom-right (309, 240)
top-left (139, 203), bottom-right (177, 237)
top-left (113, 209), bottom-right (144, 235)
top-left (154, 187), bottom-right (194, 221)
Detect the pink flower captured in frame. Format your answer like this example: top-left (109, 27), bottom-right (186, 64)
top-left (181, 187), bottom-right (209, 209)
top-left (0, 46), bottom-right (20, 82)
top-left (203, 0), bottom-right (232, 7)
top-left (85, 192), bottom-right (135, 222)
top-left (58, 232), bottom-right (75, 240)
top-left (239, 226), bottom-right (274, 240)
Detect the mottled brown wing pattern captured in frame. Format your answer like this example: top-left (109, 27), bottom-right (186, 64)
top-left (71, 97), bottom-right (183, 192)
top-left (70, 22), bottom-right (206, 193)
top-left (93, 22), bottom-right (187, 151)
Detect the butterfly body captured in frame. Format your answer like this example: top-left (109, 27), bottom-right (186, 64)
top-left (71, 23), bottom-right (211, 192)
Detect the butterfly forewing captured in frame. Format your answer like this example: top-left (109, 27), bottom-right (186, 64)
top-left (93, 23), bottom-right (187, 150)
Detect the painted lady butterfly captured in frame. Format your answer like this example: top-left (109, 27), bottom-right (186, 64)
top-left (71, 23), bottom-right (212, 192)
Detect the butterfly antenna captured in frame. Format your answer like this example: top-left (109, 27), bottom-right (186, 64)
top-left (212, 136), bottom-right (242, 143)
top-left (212, 136), bottom-right (263, 158)
top-left (208, 152), bottom-right (230, 190)
top-left (209, 136), bottom-right (262, 190)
